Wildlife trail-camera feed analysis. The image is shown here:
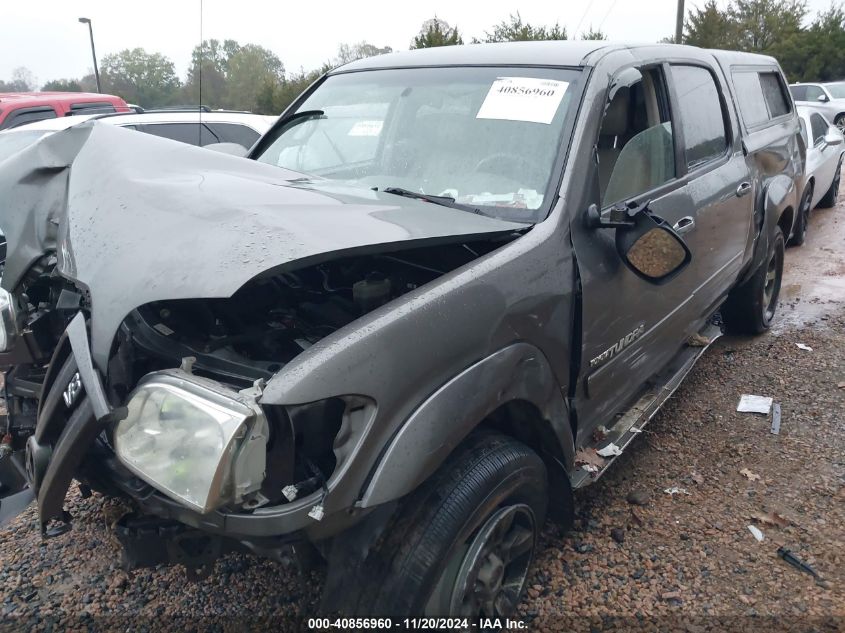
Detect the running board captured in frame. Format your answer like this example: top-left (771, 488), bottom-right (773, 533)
top-left (570, 323), bottom-right (722, 489)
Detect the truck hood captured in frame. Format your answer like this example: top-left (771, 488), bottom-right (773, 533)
top-left (0, 122), bottom-right (527, 370)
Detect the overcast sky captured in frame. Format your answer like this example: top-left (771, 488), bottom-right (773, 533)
top-left (1, 0), bottom-right (835, 86)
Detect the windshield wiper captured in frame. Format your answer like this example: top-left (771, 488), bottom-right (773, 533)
top-left (381, 187), bottom-right (483, 215)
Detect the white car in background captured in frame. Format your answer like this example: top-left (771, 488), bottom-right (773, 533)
top-left (0, 109), bottom-right (277, 162)
top-left (792, 105), bottom-right (845, 245)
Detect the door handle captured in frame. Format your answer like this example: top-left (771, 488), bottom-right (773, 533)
top-left (673, 216), bottom-right (695, 234)
top-left (736, 181), bottom-right (752, 197)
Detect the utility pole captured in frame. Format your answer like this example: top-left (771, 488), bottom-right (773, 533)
top-left (78, 18), bottom-right (102, 93)
top-left (675, 0), bottom-right (685, 44)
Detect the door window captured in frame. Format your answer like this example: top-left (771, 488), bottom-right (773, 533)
top-left (139, 123), bottom-right (219, 146)
top-left (732, 71), bottom-right (769, 128)
top-left (810, 112), bottom-right (829, 145)
top-left (205, 122), bottom-right (260, 149)
top-left (0, 106), bottom-right (57, 130)
top-left (805, 85), bottom-right (826, 102)
top-left (598, 68), bottom-right (676, 207)
top-left (671, 65), bottom-right (728, 169)
top-left (789, 85), bottom-right (806, 101)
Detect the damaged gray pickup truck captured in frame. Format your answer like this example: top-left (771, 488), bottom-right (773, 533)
top-left (0, 42), bottom-right (803, 618)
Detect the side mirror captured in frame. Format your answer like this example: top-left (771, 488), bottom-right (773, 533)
top-left (817, 94), bottom-right (829, 103)
top-left (616, 214), bottom-right (691, 284)
top-left (824, 131), bottom-right (843, 146)
top-left (204, 142), bottom-right (249, 157)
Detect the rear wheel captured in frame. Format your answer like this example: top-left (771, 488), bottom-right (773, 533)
top-left (818, 157), bottom-right (842, 208)
top-left (336, 433), bottom-right (549, 618)
top-left (722, 226), bottom-right (785, 334)
top-left (787, 185), bottom-right (812, 246)
top-left (835, 114), bottom-right (845, 135)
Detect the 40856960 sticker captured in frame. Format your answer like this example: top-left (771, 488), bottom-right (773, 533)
top-left (476, 76), bottom-right (569, 125)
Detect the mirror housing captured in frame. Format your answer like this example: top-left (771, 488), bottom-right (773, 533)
top-left (616, 213), bottom-right (691, 284)
top-left (824, 131), bottom-right (843, 146)
top-left (205, 142), bottom-right (249, 157)
top-left (817, 94), bottom-right (829, 103)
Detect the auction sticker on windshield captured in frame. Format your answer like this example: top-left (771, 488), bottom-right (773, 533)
top-left (476, 77), bottom-right (569, 124)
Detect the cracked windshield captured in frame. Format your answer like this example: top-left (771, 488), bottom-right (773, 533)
top-left (256, 66), bottom-right (581, 219)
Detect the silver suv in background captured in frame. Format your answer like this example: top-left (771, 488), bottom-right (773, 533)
top-left (789, 82), bottom-right (845, 132)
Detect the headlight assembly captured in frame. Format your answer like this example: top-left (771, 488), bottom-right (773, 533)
top-left (113, 368), bottom-right (268, 514)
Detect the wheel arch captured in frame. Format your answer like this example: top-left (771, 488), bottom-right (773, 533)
top-left (358, 343), bottom-right (575, 513)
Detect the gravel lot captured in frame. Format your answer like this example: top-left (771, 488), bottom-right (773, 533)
top-left (1, 203), bottom-right (843, 632)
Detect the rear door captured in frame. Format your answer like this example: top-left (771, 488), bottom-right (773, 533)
top-left (665, 63), bottom-right (752, 308)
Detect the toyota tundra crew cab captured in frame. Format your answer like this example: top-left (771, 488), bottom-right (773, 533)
top-left (0, 42), bottom-right (805, 619)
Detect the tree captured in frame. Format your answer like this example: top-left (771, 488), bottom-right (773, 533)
top-left (479, 12), bottom-right (567, 42)
top-left (772, 5), bottom-right (845, 81)
top-left (100, 49), bottom-right (181, 106)
top-left (0, 66), bottom-right (37, 92)
top-left (183, 38), bottom-right (241, 107)
top-left (41, 78), bottom-right (83, 92)
top-left (334, 41), bottom-right (393, 66)
top-left (224, 44), bottom-right (285, 111)
top-left (412, 18), bottom-right (464, 48)
top-left (683, 0), bottom-right (734, 48)
top-left (580, 25), bottom-right (607, 40)
top-left (725, 0), bottom-right (807, 52)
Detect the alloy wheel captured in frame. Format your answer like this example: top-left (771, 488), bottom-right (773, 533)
top-left (432, 504), bottom-right (536, 620)
top-left (762, 242), bottom-right (783, 322)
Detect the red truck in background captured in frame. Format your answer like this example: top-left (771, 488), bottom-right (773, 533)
top-left (0, 92), bottom-right (130, 130)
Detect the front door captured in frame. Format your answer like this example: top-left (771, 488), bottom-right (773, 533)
top-left (570, 62), bottom-right (744, 442)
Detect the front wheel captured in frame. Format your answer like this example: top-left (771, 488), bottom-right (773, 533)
top-left (335, 433), bottom-right (549, 619)
top-left (722, 226), bottom-right (785, 334)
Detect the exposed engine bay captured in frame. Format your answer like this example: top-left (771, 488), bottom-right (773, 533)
top-left (112, 239), bottom-right (504, 390)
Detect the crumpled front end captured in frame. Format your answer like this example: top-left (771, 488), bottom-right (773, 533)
top-left (0, 121), bottom-right (526, 571)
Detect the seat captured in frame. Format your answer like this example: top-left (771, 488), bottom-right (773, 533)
top-left (597, 89), bottom-right (630, 203)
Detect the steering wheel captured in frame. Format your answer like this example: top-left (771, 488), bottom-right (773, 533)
top-left (473, 152), bottom-right (544, 182)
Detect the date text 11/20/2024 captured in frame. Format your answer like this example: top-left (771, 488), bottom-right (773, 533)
top-left (307, 618), bottom-right (528, 630)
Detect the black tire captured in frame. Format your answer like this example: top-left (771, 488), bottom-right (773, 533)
top-left (722, 226), bottom-right (785, 334)
top-left (818, 157), bottom-right (842, 208)
top-left (835, 114), bottom-right (845, 136)
top-left (337, 432), bottom-right (549, 618)
top-left (787, 184), bottom-right (812, 246)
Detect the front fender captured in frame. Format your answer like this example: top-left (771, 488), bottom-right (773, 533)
top-left (359, 342), bottom-right (574, 508)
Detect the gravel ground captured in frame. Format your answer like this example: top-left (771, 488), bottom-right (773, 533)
top-left (1, 204), bottom-right (843, 632)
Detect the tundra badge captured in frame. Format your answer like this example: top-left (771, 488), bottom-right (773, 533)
top-left (590, 324), bottom-right (645, 369)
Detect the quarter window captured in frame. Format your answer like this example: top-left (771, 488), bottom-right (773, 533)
top-left (760, 72), bottom-right (791, 118)
top-left (671, 65), bottom-right (728, 169)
